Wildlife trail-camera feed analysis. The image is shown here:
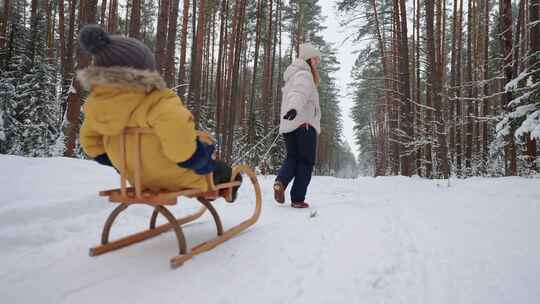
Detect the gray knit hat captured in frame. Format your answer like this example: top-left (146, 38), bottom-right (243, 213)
top-left (79, 24), bottom-right (157, 71)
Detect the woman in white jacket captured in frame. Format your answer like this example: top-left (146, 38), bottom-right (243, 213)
top-left (274, 43), bottom-right (321, 208)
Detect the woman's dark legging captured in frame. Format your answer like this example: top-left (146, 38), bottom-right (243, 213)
top-left (276, 125), bottom-right (317, 203)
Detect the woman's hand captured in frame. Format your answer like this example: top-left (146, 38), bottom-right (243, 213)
top-left (283, 109), bottom-right (297, 120)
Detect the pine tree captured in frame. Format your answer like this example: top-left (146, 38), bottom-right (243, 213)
top-left (141, 0), bottom-right (158, 45)
top-left (0, 0), bottom-right (355, 176)
top-left (0, 0), bottom-right (10, 50)
top-left (0, 0), bottom-right (60, 156)
top-left (349, 51), bottom-right (382, 177)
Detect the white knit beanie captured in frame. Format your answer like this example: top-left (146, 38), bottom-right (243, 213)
top-left (299, 43), bottom-right (321, 61)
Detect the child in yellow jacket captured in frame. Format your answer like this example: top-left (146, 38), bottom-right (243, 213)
top-left (77, 25), bottom-right (241, 200)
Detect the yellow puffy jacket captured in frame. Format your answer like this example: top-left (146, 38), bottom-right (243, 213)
top-left (78, 66), bottom-right (208, 191)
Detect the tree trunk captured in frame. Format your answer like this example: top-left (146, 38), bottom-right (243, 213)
top-left (415, 0), bottom-right (422, 176)
top-left (209, 9), bottom-right (216, 113)
top-left (58, 0), bottom-right (66, 74)
top-left (164, 0), bottom-right (180, 87)
top-left (525, 0), bottom-right (540, 172)
top-left (481, 0), bottom-right (490, 172)
top-left (370, 0), bottom-right (390, 176)
top-left (240, 37), bottom-right (250, 125)
top-left (177, 0), bottom-right (190, 98)
top-left (436, 0), bottom-right (449, 178)
top-left (188, 0), bottom-right (206, 121)
top-left (29, 0), bottom-right (38, 63)
top-left (129, 0), bottom-right (141, 39)
top-left (100, 0), bottom-right (107, 26)
top-left (295, 2), bottom-right (304, 56)
top-left (425, 0), bottom-right (436, 178)
top-left (226, 0), bottom-right (247, 161)
top-left (270, 0), bottom-right (278, 127)
top-left (66, 0), bottom-right (76, 77)
top-left (124, 0), bottom-right (130, 34)
top-left (500, 0), bottom-right (517, 176)
top-left (391, 0), bottom-right (400, 175)
top-left (0, 0), bottom-right (10, 49)
top-left (261, 0), bottom-right (274, 134)
top-left (59, 0), bottom-right (77, 119)
top-left (202, 11), bottom-right (212, 106)
top-left (513, 0), bottom-right (524, 81)
top-left (248, 0), bottom-right (262, 147)
top-left (155, 0), bottom-right (170, 75)
top-left (215, 0), bottom-right (228, 154)
top-left (472, 0), bottom-right (479, 170)
top-left (107, 0), bottom-right (117, 33)
top-left (64, 0), bottom-right (98, 157)
top-left (45, 0), bottom-right (54, 63)
top-left (464, 0), bottom-right (474, 174)
top-left (222, 0), bottom-right (242, 159)
top-left (455, 0), bottom-right (464, 176)
top-left (427, 0), bottom-right (449, 178)
top-left (411, 0), bottom-right (417, 175)
top-left (275, 0), bottom-right (283, 127)
top-left (450, 0), bottom-right (459, 169)
top-left (398, 0), bottom-right (413, 176)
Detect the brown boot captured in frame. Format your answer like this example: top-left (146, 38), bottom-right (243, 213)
top-left (273, 180), bottom-right (285, 204)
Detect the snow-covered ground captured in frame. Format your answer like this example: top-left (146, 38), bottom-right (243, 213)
top-left (1, 155), bottom-right (539, 304)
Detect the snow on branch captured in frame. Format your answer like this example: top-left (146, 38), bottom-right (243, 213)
top-left (510, 104), bottom-right (537, 120)
top-left (515, 110), bottom-right (540, 140)
top-left (527, 20), bottom-right (540, 29)
top-left (505, 69), bottom-right (530, 91)
top-left (508, 92), bottom-right (532, 107)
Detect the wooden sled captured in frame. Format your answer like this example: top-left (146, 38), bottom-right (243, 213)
top-left (89, 128), bottom-right (262, 268)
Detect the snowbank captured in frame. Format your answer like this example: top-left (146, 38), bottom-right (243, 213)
top-left (1, 155), bottom-right (539, 304)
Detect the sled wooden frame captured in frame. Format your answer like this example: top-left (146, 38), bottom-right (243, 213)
top-left (89, 127), bottom-right (262, 268)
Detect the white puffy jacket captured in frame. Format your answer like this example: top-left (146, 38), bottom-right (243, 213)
top-left (279, 59), bottom-right (321, 134)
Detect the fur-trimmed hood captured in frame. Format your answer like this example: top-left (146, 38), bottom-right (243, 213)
top-left (79, 69), bottom-right (208, 191)
top-left (283, 59), bottom-right (311, 83)
top-left (77, 66), bottom-right (166, 92)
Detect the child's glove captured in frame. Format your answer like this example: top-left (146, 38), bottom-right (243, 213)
top-left (177, 139), bottom-right (216, 175)
top-left (94, 153), bottom-right (119, 173)
top-left (95, 153), bottom-right (113, 167)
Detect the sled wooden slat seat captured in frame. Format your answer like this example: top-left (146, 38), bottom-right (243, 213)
top-left (98, 180), bottom-right (242, 206)
top-left (89, 127), bottom-right (262, 268)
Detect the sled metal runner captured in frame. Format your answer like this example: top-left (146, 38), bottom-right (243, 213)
top-left (89, 128), bottom-right (262, 268)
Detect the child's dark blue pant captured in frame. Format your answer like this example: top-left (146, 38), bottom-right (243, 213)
top-left (277, 125), bottom-right (317, 203)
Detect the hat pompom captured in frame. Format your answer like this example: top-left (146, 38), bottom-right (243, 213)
top-left (79, 24), bottom-right (111, 55)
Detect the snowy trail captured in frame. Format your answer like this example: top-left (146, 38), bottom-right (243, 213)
top-left (1, 155), bottom-right (539, 304)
